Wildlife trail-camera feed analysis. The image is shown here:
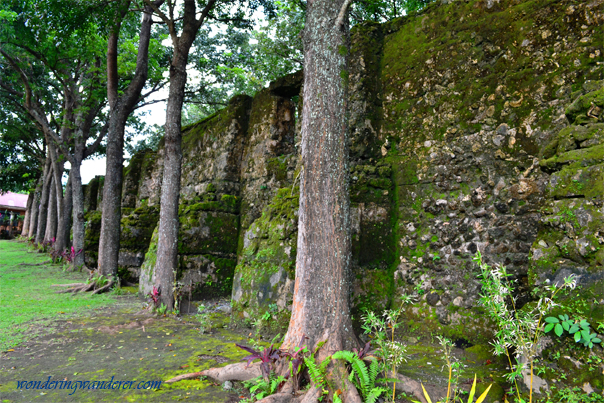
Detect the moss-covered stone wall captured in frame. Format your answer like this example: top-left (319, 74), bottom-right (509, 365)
top-left (89, 0), bottom-right (603, 353)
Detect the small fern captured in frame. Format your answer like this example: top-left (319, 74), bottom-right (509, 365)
top-left (332, 350), bottom-right (389, 403)
top-left (244, 373), bottom-right (286, 401)
top-left (304, 355), bottom-right (331, 389)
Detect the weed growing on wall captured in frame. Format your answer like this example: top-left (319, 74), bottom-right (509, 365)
top-left (474, 251), bottom-right (576, 403)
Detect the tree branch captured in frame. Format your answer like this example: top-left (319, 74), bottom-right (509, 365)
top-left (143, 0), bottom-right (177, 43)
top-left (84, 121), bottom-right (109, 158)
top-left (0, 49), bottom-right (34, 108)
top-left (336, 0), bottom-right (353, 28)
top-left (194, 0), bottom-right (218, 31)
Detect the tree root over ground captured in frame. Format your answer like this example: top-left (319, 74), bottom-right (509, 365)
top-left (52, 270), bottom-right (114, 294)
top-left (166, 360), bottom-right (364, 403)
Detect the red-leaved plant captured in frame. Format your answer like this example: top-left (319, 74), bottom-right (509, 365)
top-left (61, 246), bottom-right (83, 263)
top-left (236, 343), bottom-right (281, 379)
top-left (147, 286), bottom-right (161, 307)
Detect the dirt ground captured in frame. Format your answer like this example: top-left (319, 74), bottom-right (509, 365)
top-left (0, 295), bottom-right (259, 402)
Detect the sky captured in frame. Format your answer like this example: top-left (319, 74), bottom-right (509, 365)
top-left (74, 99), bottom-right (167, 185)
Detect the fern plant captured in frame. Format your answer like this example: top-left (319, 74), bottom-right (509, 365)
top-left (303, 354), bottom-right (332, 390)
top-left (332, 350), bottom-right (389, 403)
top-left (243, 373), bottom-right (286, 401)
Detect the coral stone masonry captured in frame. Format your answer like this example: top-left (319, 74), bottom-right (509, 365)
top-left (84, 0), bottom-right (603, 345)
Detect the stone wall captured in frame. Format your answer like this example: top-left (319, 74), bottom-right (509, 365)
top-left (84, 0), bottom-right (603, 343)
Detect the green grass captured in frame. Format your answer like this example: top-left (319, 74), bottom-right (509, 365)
top-left (0, 240), bottom-right (118, 351)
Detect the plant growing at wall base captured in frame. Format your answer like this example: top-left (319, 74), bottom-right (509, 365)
top-left (410, 375), bottom-right (492, 403)
top-left (474, 251), bottom-right (577, 403)
top-left (361, 294), bottom-right (413, 401)
top-left (544, 315), bottom-right (601, 348)
top-left (197, 304), bottom-right (212, 334)
top-left (437, 336), bottom-right (464, 402)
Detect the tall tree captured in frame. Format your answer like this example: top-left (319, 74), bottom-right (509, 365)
top-left (281, 0), bottom-right (357, 362)
top-left (97, 0), bottom-right (165, 283)
top-left (0, 0), bottom-right (110, 264)
top-left (183, 1), bottom-right (361, 401)
top-left (144, 0), bottom-right (219, 310)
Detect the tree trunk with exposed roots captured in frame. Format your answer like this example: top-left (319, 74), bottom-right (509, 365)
top-left (176, 1), bottom-right (361, 401)
top-left (280, 0), bottom-right (356, 358)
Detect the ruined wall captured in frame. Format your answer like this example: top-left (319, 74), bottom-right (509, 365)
top-left (85, 0), bottom-right (603, 347)
top-left (375, 0), bottom-right (603, 343)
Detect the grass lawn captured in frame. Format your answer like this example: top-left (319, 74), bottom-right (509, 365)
top-left (0, 240), bottom-right (118, 351)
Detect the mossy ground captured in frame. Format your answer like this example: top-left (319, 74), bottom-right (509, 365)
top-left (0, 240), bottom-right (257, 402)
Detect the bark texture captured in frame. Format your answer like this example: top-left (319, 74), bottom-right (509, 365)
top-left (35, 158), bottom-right (52, 245)
top-left (281, 0), bottom-right (357, 356)
top-left (71, 159), bottom-right (86, 268)
top-left (98, 1), bottom-right (159, 278)
top-left (56, 174), bottom-right (72, 252)
top-left (28, 178), bottom-right (42, 239)
top-left (48, 141), bottom-right (65, 250)
top-left (44, 177), bottom-right (57, 242)
top-left (22, 191), bottom-right (34, 237)
top-left (153, 0), bottom-right (216, 310)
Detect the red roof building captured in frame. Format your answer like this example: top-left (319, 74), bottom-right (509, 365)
top-left (0, 192), bottom-right (28, 214)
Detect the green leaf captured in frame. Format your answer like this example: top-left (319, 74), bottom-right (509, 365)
top-left (574, 331), bottom-right (582, 343)
top-left (544, 323), bottom-right (554, 333)
top-left (592, 338), bottom-right (601, 344)
top-left (581, 329), bottom-right (590, 339)
top-left (569, 325), bottom-right (579, 334)
top-left (562, 321), bottom-right (570, 332)
top-left (545, 317), bottom-right (559, 324)
top-left (555, 323), bottom-right (564, 337)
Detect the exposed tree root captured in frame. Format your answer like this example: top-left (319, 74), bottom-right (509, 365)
top-left (91, 281), bottom-right (114, 295)
top-left (52, 270), bottom-right (114, 294)
top-left (166, 362), bottom-right (262, 384)
top-left (19, 261), bottom-right (51, 266)
top-left (164, 371), bottom-right (206, 383)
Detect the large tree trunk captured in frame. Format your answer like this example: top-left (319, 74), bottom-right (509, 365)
top-left (154, 56), bottom-right (188, 310)
top-left (98, 2), bottom-right (157, 279)
top-left (48, 142), bottom-right (65, 249)
top-left (281, 0), bottom-right (356, 355)
top-left (71, 160), bottom-right (86, 268)
top-left (35, 159), bottom-right (53, 245)
top-left (44, 177), bottom-right (58, 242)
top-left (56, 173), bottom-right (73, 252)
top-left (147, 0), bottom-right (215, 311)
top-left (28, 178), bottom-right (43, 239)
top-left (22, 191), bottom-right (35, 237)
top-left (97, 109), bottom-right (125, 277)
